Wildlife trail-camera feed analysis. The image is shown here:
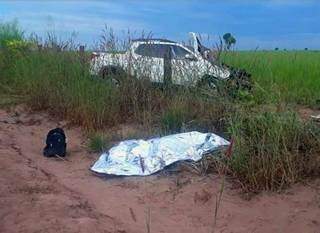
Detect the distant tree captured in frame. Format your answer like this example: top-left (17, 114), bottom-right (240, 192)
top-left (305, 48), bottom-right (308, 51)
top-left (223, 33), bottom-right (236, 50)
top-left (275, 47), bottom-right (279, 51)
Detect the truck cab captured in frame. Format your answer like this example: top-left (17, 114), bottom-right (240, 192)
top-left (90, 33), bottom-right (231, 87)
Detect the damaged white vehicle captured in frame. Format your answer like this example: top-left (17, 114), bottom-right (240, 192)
top-left (90, 33), bottom-right (250, 88)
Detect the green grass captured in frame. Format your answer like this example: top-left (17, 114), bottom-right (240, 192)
top-left (222, 51), bottom-right (320, 107)
top-left (0, 20), bottom-right (24, 48)
top-left (227, 109), bottom-right (320, 191)
top-left (1, 21), bottom-right (320, 193)
top-left (1, 51), bottom-right (124, 129)
top-left (88, 133), bottom-right (111, 153)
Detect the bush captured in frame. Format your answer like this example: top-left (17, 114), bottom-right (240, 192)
top-left (0, 20), bottom-right (24, 49)
top-left (227, 110), bottom-right (320, 192)
top-left (88, 133), bottom-right (111, 153)
top-left (4, 39), bottom-right (31, 53)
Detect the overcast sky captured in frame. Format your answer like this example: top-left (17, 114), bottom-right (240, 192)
top-left (0, 0), bottom-right (319, 50)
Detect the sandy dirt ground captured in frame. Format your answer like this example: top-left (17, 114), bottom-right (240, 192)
top-left (0, 106), bottom-right (320, 233)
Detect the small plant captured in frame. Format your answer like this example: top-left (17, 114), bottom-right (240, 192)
top-left (5, 39), bottom-right (29, 51)
top-left (212, 177), bottom-right (225, 233)
top-left (4, 39), bottom-right (32, 58)
top-left (0, 20), bottom-right (24, 49)
top-left (160, 103), bottom-right (188, 133)
top-left (88, 133), bottom-right (110, 153)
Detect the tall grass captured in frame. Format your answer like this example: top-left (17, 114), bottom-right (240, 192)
top-left (2, 51), bottom-right (121, 129)
top-left (1, 48), bottom-right (228, 131)
top-left (228, 109), bottom-right (320, 191)
top-left (222, 51), bottom-right (320, 107)
top-left (1, 21), bottom-right (320, 192)
top-left (0, 20), bottom-right (24, 48)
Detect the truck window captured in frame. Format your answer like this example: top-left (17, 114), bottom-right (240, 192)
top-left (135, 44), bottom-right (171, 58)
top-left (170, 45), bottom-right (191, 59)
top-left (135, 43), bottom-right (193, 60)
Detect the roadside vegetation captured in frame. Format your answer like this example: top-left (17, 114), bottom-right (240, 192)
top-left (1, 21), bottom-right (319, 192)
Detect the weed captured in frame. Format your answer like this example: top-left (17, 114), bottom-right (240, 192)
top-left (227, 109), bottom-right (320, 191)
top-left (160, 102), bottom-right (188, 133)
top-left (212, 177), bottom-right (225, 233)
top-left (88, 133), bottom-right (111, 153)
top-left (0, 20), bottom-right (24, 49)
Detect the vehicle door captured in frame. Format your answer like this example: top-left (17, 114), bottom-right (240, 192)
top-left (170, 45), bottom-right (204, 86)
top-left (132, 43), bottom-right (172, 83)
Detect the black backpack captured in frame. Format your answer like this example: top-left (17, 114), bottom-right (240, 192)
top-left (43, 128), bottom-right (67, 157)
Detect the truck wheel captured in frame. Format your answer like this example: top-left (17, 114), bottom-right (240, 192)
top-left (99, 66), bottom-right (126, 85)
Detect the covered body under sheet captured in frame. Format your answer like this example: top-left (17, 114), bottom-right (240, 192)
top-left (91, 131), bottom-right (230, 176)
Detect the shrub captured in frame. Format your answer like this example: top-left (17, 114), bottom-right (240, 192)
top-left (88, 133), bottom-right (111, 153)
top-left (227, 110), bottom-right (320, 192)
top-left (4, 39), bottom-right (31, 53)
top-left (0, 20), bottom-right (24, 49)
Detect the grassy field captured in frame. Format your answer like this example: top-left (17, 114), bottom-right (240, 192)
top-left (1, 21), bottom-right (320, 192)
top-left (222, 51), bottom-right (320, 107)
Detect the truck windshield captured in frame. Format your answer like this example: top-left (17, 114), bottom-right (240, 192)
top-left (135, 44), bottom-right (191, 60)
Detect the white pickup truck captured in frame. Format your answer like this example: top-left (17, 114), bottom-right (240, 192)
top-left (90, 33), bottom-right (248, 88)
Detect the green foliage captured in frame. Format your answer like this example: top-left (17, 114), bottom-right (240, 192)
top-left (228, 110), bottom-right (320, 191)
top-left (5, 39), bottom-right (31, 53)
top-left (0, 20), bottom-right (24, 49)
top-left (161, 103), bottom-right (188, 133)
top-left (88, 133), bottom-right (110, 153)
top-left (223, 33), bottom-right (236, 50)
top-left (1, 51), bottom-right (123, 129)
top-left (222, 51), bottom-right (320, 107)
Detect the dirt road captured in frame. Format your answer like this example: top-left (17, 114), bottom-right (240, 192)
top-left (0, 106), bottom-right (319, 233)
